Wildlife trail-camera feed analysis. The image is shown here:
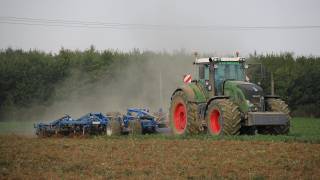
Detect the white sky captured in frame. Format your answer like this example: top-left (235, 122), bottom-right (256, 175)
top-left (0, 0), bottom-right (320, 55)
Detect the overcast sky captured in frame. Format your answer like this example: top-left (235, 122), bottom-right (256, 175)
top-left (0, 0), bottom-right (320, 55)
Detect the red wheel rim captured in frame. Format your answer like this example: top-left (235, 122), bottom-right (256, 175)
top-left (209, 109), bottom-right (221, 134)
top-left (174, 103), bottom-right (187, 133)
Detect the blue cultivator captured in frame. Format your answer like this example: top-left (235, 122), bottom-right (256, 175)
top-left (122, 108), bottom-right (158, 134)
top-left (34, 108), bottom-right (168, 137)
top-left (122, 108), bottom-right (168, 134)
top-left (34, 112), bottom-right (110, 137)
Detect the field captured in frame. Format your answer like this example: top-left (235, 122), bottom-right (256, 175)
top-left (0, 118), bottom-right (320, 179)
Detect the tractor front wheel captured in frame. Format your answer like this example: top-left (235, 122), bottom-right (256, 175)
top-left (205, 99), bottom-right (241, 136)
top-left (258, 99), bottom-right (290, 135)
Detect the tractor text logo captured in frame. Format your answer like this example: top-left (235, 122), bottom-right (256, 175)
top-left (183, 74), bottom-right (192, 84)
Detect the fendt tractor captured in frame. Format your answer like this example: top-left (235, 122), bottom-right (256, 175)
top-left (169, 54), bottom-right (290, 136)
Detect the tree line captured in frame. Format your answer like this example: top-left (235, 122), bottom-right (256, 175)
top-left (0, 47), bottom-right (319, 119)
top-left (248, 53), bottom-right (320, 117)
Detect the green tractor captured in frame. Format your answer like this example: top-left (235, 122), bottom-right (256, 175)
top-left (169, 55), bottom-right (290, 136)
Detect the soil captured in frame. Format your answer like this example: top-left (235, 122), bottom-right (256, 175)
top-left (0, 135), bottom-right (319, 179)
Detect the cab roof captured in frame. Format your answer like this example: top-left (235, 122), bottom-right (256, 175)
top-left (194, 57), bottom-right (245, 64)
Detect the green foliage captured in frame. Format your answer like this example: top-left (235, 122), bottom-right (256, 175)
top-left (0, 47), bottom-right (192, 119)
top-left (0, 48), bottom-right (64, 107)
top-left (0, 48), bottom-right (319, 119)
top-left (247, 53), bottom-right (320, 117)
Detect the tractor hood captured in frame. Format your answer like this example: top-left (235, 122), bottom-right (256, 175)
top-left (231, 81), bottom-right (264, 100)
top-left (224, 81), bottom-right (264, 112)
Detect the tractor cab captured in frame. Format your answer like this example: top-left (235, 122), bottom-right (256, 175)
top-left (194, 57), bottom-right (247, 95)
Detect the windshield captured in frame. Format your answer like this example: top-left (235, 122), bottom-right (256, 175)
top-left (214, 62), bottom-right (245, 95)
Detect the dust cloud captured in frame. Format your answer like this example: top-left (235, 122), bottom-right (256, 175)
top-left (1, 52), bottom-right (199, 133)
top-left (46, 53), bottom-right (195, 119)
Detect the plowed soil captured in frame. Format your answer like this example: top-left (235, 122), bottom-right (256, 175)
top-left (0, 135), bottom-right (319, 179)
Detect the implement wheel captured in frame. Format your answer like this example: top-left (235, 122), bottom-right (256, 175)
top-left (169, 91), bottom-right (199, 135)
top-left (106, 118), bottom-right (122, 136)
top-left (205, 99), bottom-right (241, 136)
top-left (129, 119), bottom-right (142, 135)
top-left (258, 99), bottom-right (291, 135)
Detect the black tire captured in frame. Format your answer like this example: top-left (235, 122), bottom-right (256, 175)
top-left (128, 119), bottom-right (142, 135)
top-left (205, 99), bottom-right (241, 136)
top-left (169, 91), bottom-right (200, 135)
top-left (106, 118), bottom-right (122, 136)
top-left (258, 99), bottom-right (290, 135)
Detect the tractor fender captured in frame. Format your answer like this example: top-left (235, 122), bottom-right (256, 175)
top-left (171, 84), bottom-right (207, 103)
top-left (171, 86), bottom-right (195, 102)
top-left (205, 96), bottom-right (229, 112)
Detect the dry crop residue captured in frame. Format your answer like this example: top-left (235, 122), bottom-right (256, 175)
top-left (0, 135), bottom-right (319, 179)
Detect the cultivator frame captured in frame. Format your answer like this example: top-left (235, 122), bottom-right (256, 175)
top-left (34, 108), bottom-right (168, 137)
top-left (122, 108), bottom-right (159, 134)
top-left (34, 112), bottom-right (109, 137)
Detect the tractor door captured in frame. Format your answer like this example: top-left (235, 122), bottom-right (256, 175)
top-left (214, 62), bottom-right (246, 95)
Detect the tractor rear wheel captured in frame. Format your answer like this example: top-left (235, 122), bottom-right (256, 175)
top-left (169, 91), bottom-right (200, 135)
top-left (205, 99), bottom-right (241, 136)
top-left (258, 99), bottom-right (290, 135)
top-left (129, 119), bottom-right (142, 135)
